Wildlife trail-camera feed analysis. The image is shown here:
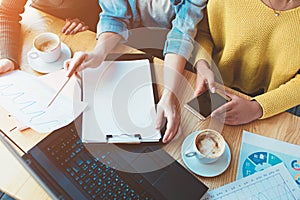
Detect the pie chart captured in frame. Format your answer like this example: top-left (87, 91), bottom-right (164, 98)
top-left (242, 151), bottom-right (282, 177)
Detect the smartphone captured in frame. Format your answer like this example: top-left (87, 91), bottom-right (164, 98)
top-left (184, 90), bottom-right (231, 120)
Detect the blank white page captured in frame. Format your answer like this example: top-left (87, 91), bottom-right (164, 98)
top-left (82, 59), bottom-right (161, 143)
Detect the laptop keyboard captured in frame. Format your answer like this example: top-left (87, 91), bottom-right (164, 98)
top-left (43, 128), bottom-right (154, 200)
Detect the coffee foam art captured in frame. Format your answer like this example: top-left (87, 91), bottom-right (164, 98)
top-left (36, 40), bottom-right (58, 52)
top-left (197, 135), bottom-right (221, 158)
top-left (196, 130), bottom-right (225, 158)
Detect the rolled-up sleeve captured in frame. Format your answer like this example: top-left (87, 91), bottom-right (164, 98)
top-left (164, 0), bottom-right (207, 60)
top-left (97, 0), bottom-right (134, 40)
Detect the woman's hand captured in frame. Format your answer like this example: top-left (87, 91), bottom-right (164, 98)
top-left (194, 59), bottom-right (216, 96)
top-left (156, 91), bottom-right (181, 143)
top-left (0, 58), bottom-right (15, 74)
top-left (62, 18), bottom-right (89, 35)
top-left (64, 32), bottom-right (122, 75)
top-left (211, 92), bottom-right (263, 125)
top-left (64, 51), bottom-right (105, 76)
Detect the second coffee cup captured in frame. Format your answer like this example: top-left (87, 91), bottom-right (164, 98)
top-left (28, 32), bottom-right (61, 63)
top-left (185, 129), bottom-right (226, 164)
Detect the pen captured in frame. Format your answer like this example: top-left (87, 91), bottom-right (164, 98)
top-left (47, 65), bottom-right (78, 108)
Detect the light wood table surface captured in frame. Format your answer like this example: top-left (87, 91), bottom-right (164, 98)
top-left (0, 6), bottom-right (299, 200)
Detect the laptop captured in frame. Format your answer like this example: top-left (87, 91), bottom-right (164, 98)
top-left (0, 54), bottom-right (208, 200)
top-left (0, 122), bottom-right (208, 200)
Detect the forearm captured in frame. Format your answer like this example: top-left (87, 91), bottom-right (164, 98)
top-left (163, 53), bottom-right (186, 98)
top-left (254, 74), bottom-right (300, 118)
top-left (93, 32), bottom-right (122, 58)
top-left (0, 0), bottom-right (27, 67)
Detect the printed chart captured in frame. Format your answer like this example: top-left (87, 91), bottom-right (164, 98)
top-left (236, 131), bottom-right (300, 188)
top-left (202, 163), bottom-right (300, 200)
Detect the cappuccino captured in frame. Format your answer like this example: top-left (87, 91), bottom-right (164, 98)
top-left (28, 32), bottom-right (61, 63)
top-left (36, 40), bottom-right (58, 52)
top-left (185, 129), bottom-right (226, 164)
top-left (196, 132), bottom-right (224, 158)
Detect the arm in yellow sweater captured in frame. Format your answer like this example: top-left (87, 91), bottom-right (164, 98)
top-left (254, 73), bottom-right (300, 119)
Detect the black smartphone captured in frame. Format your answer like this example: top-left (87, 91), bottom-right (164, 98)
top-left (184, 90), bottom-right (231, 120)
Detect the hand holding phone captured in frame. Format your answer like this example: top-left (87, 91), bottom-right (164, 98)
top-left (184, 90), bottom-right (231, 120)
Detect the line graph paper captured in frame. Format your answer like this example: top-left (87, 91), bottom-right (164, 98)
top-left (202, 163), bottom-right (300, 200)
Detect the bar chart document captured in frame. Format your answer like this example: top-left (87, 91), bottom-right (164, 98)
top-left (201, 163), bottom-right (300, 200)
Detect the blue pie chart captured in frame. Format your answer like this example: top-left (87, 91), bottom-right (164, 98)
top-left (242, 151), bottom-right (282, 177)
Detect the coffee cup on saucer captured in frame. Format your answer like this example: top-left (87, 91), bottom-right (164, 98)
top-left (185, 129), bottom-right (226, 164)
top-left (27, 32), bottom-right (61, 63)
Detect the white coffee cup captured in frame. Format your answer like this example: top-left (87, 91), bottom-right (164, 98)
top-left (27, 32), bottom-right (61, 63)
top-left (185, 129), bottom-right (226, 164)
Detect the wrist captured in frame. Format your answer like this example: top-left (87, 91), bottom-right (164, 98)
top-left (195, 59), bottom-right (210, 71)
top-left (161, 89), bottom-right (176, 102)
top-left (251, 100), bottom-right (263, 119)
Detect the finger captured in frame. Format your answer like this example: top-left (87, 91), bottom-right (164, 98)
top-left (224, 91), bottom-right (237, 100)
top-left (81, 25), bottom-right (89, 31)
top-left (194, 77), bottom-right (207, 97)
top-left (223, 114), bottom-right (239, 125)
top-left (70, 23), bottom-right (84, 35)
top-left (162, 108), bottom-right (180, 143)
top-left (197, 61), bottom-right (216, 93)
top-left (63, 59), bottom-right (72, 71)
top-left (62, 18), bottom-right (71, 33)
top-left (76, 61), bottom-right (88, 72)
top-left (67, 53), bottom-right (87, 75)
top-left (155, 105), bottom-right (164, 129)
top-left (64, 22), bottom-right (78, 35)
top-left (211, 102), bottom-right (233, 118)
top-left (163, 117), bottom-right (179, 143)
top-left (204, 71), bottom-right (216, 93)
top-left (72, 24), bottom-right (89, 34)
top-left (70, 23), bottom-right (83, 35)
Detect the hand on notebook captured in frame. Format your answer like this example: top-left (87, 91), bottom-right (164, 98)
top-left (0, 58), bottom-right (15, 74)
top-left (156, 91), bottom-right (180, 143)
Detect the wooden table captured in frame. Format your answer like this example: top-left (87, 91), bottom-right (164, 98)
top-left (0, 6), bottom-right (299, 200)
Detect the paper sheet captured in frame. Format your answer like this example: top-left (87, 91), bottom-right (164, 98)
top-left (236, 130), bottom-right (300, 188)
top-left (82, 59), bottom-right (161, 143)
top-left (0, 70), bottom-right (87, 133)
top-left (202, 163), bottom-right (300, 200)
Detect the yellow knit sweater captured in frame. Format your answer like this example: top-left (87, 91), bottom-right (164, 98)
top-left (194, 0), bottom-right (300, 119)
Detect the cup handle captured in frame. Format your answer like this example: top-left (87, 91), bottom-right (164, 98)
top-left (185, 151), bottom-right (197, 157)
top-left (27, 50), bottom-right (39, 59)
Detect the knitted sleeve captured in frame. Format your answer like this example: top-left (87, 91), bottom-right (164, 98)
top-left (0, 0), bottom-right (27, 68)
top-left (254, 73), bottom-right (300, 118)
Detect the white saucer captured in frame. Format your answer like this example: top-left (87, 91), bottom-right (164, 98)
top-left (181, 131), bottom-right (231, 177)
top-left (28, 42), bottom-right (71, 74)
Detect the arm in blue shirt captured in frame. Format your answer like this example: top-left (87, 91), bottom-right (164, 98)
top-left (97, 0), bottom-right (206, 60)
top-left (165, 0), bottom-right (207, 60)
top-left (97, 0), bottom-right (139, 40)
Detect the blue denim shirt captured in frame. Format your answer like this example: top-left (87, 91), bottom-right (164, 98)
top-left (97, 0), bottom-right (207, 60)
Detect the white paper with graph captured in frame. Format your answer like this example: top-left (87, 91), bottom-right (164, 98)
top-left (0, 70), bottom-right (87, 133)
top-left (201, 163), bottom-right (300, 200)
top-left (81, 59), bottom-right (161, 143)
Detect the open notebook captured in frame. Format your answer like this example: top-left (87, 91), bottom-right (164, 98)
top-left (82, 54), bottom-right (161, 143)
